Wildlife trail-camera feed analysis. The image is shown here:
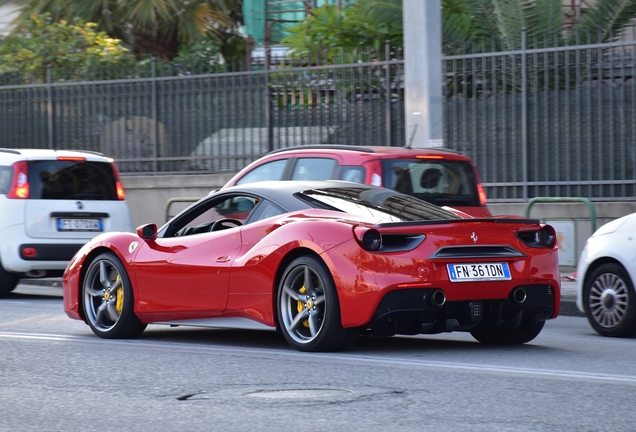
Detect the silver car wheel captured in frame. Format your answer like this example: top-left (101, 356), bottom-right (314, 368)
top-left (83, 258), bottom-right (125, 332)
top-left (279, 264), bottom-right (326, 344)
top-left (588, 272), bottom-right (629, 328)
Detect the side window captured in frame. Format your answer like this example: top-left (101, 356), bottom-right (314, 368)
top-left (236, 159), bottom-right (287, 185)
top-left (339, 166), bottom-right (365, 183)
top-left (291, 158), bottom-right (337, 181)
top-left (0, 166), bottom-right (11, 194)
top-left (169, 195), bottom-right (258, 237)
top-left (247, 200), bottom-right (285, 223)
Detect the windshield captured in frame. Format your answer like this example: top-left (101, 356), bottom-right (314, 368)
top-left (295, 187), bottom-right (461, 224)
top-left (382, 159), bottom-right (480, 207)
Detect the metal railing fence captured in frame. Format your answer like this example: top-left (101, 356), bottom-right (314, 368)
top-left (444, 28), bottom-right (636, 202)
top-left (1, 30), bottom-right (635, 202)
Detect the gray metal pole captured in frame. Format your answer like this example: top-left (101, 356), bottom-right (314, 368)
top-left (402, 0), bottom-right (443, 148)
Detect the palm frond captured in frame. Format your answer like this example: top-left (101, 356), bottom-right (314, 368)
top-left (577, 0), bottom-right (636, 42)
top-left (526, 0), bottom-right (563, 35)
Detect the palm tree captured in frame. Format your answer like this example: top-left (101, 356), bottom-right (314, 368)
top-left (281, 0), bottom-right (636, 56)
top-left (0, 0), bottom-right (243, 61)
top-left (442, 0), bottom-right (636, 50)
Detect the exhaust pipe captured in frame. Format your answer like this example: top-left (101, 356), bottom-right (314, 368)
top-left (511, 287), bottom-right (527, 304)
top-left (25, 270), bottom-right (46, 278)
top-left (430, 290), bottom-right (446, 308)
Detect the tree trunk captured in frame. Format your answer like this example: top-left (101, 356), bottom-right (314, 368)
top-left (131, 28), bottom-right (180, 61)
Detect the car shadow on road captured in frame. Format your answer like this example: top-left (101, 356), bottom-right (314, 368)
top-left (137, 325), bottom-right (557, 354)
top-left (5, 291), bottom-right (63, 301)
top-left (139, 326), bottom-right (290, 349)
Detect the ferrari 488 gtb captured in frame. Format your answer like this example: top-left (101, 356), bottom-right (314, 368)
top-left (63, 181), bottom-right (560, 351)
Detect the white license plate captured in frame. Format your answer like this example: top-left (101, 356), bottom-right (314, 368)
top-left (447, 263), bottom-right (511, 282)
top-left (57, 218), bottom-right (103, 232)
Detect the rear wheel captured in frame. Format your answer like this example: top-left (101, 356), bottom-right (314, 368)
top-left (471, 321), bottom-right (545, 345)
top-left (277, 256), bottom-right (358, 352)
top-left (583, 263), bottom-right (636, 337)
top-left (0, 264), bottom-right (19, 298)
top-left (82, 252), bottom-right (146, 339)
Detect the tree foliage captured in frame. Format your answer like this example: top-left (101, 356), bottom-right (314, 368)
top-left (0, 0), bottom-right (244, 61)
top-left (281, 0), bottom-right (402, 59)
top-left (281, 0), bottom-right (636, 57)
top-left (0, 13), bottom-right (135, 78)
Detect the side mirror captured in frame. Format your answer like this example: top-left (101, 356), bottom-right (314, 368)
top-left (136, 223), bottom-right (157, 241)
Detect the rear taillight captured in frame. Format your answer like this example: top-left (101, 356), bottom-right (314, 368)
top-left (363, 160), bottom-right (383, 187)
top-left (112, 164), bottom-right (126, 200)
top-left (354, 226), bottom-right (382, 251)
top-left (538, 225), bottom-right (556, 248)
top-left (7, 161), bottom-right (29, 199)
top-left (515, 226), bottom-right (557, 248)
top-left (477, 184), bottom-right (487, 205)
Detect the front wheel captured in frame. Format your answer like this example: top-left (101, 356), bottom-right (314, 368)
top-left (277, 256), bottom-right (358, 352)
top-left (583, 263), bottom-right (636, 337)
top-left (82, 252), bottom-right (147, 339)
top-left (471, 321), bottom-right (545, 345)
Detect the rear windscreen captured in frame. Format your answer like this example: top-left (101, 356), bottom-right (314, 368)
top-left (28, 161), bottom-right (119, 200)
top-left (382, 159), bottom-right (480, 207)
top-left (296, 186), bottom-right (461, 224)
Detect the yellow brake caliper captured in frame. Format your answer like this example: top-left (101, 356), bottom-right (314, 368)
top-left (114, 275), bottom-right (124, 314)
top-left (296, 286), bottom-right (310, 328)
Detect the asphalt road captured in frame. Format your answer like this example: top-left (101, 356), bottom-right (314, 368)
top-left (1, 283), bottom-right (633, 432)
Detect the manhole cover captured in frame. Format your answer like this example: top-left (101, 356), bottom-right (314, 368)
top-left (247, 389), bottom-right (352, 399)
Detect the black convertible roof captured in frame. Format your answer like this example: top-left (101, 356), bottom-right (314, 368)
top-left (221, 179), bottom-right (373, 211)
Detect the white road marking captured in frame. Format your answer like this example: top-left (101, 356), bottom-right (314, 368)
top-left (1, 330), bottom-right (636, 385)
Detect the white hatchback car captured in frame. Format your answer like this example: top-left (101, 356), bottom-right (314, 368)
top-left (576, 213), bottom-right (636, 337)
top-left (0, 149), bottom-right (134, 297)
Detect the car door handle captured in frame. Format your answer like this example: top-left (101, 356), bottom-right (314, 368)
top-left (216, 256), bottom-right (230, 262)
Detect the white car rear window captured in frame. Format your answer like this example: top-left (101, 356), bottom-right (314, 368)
top-left (28, 161), bottom-right (119, 200)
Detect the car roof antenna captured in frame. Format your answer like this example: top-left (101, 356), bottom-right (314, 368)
top-left (405, 124), bottom-right (418, 149)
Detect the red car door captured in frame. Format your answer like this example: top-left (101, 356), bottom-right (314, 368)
top-left (132, 229), bottom-right (242, 320)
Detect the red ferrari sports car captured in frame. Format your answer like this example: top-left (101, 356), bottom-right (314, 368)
top-left (63, 180), bottom-right (560, 352)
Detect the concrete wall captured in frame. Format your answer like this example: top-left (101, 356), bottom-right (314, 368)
top-left (121, 173), bottom-right (235, 228)
top-left (121, 174), bottom-right (636, 267)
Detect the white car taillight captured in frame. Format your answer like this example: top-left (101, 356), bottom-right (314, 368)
top-left (7, 161), bottom-right (29, 199)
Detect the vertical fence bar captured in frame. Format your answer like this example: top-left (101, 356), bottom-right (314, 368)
top-left (521, 29), bottom-right (528, 201)
top-left (597, 36), bottom-right (603, 198)
top-left (152, 59), bottom-right (158, 173)
top-left (47, 65), bottom-right (55, 150)
top-left (575, 29), bottom-right (581, 197)
top-left (564, 43), bottom-right (571, 197)
top-left (385, 40), bottom-right (392, 147)
top-left (265, 46), bottom-right (273, 152)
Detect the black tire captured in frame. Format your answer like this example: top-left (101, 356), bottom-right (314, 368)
top-left (277, 256), bottom-right (358, 352)
top-left (0, 264), bottom-right (20, 299)
top-left (471, 321), bottom-right (545, 345)
top-left (583, 263), bottom-right (636, 338)
top-left (82, 252), bottom-right (147, 339)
